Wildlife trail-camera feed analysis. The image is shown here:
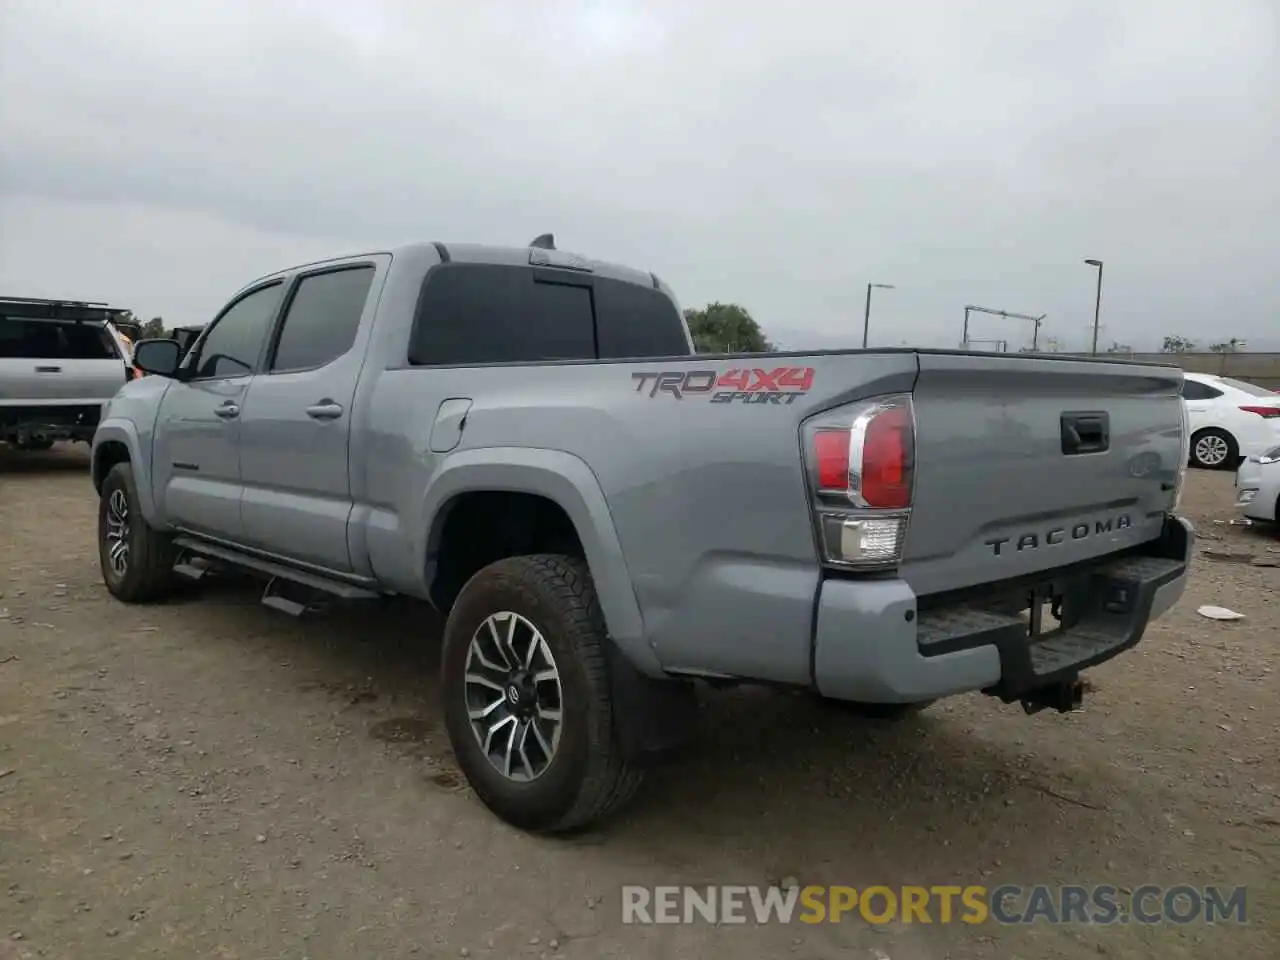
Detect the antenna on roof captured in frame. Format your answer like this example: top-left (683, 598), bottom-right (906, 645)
top-left (529, 233), bottom-right (555, 250)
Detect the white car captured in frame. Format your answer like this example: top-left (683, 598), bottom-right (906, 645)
top-left (1181, 371), bottom-right (1280, 469)
top-left (1235, 445), bottom-right (1280, 523)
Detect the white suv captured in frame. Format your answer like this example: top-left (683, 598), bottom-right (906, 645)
top-left (1, 297), bottom-right (134, 449)
top-left (1181, 371), bottom-right (1280, 469)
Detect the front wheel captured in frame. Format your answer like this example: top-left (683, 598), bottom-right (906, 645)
top-left (98, 462), bottom-right (179, 602)
top-left (441, 554), bottom-right (642, 833)
top-left (1189, 428), bottom-right (1238, 470)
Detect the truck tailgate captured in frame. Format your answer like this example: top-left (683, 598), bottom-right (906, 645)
top-left (901, 352), bottom-right (1185, 597)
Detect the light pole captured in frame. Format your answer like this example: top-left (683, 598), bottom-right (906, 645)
top-left (863, 283), bottom-right (895, 348)
top-left (962, 305), bottom-right (1046, 350)
top-left (1084, 259), bottom-right (1104, 355)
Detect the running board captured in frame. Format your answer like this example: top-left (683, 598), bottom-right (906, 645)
top-left (170, 536), bottom-right (381, 601)
top-left (173, 555), bottom-right (213, 581)
top-left (262, 577), bottom-right (314, 617)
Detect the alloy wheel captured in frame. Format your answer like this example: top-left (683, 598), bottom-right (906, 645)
top-left (1194, 435), bottom-right (1230, 467)
top-left (104, 488), bottom-right (131, 577)
top-left (463, 611), bottom-right (563, 782)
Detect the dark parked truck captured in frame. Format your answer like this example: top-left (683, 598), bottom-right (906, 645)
top-left (90, 239), bottom-right (1194, 832)
top-left (1, 297), bottom-right (135, 448)
top-left (168, 324), bottom-right (205, 357)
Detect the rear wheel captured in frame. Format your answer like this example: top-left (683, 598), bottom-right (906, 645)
top-left (98, 462), bottom-right (179, 602)
top-left (14, 437), bottom-right (54, 451)
top-left (441, 554), bottom-right (642, 833)
top-left (1190, 428), bottom-right (1237, 470)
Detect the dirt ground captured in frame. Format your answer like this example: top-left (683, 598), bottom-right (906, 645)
top-left (1, 445), bottom-right (1276, 960)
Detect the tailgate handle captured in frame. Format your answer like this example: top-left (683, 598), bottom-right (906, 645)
top-left (1060, 412), bottom-right (1109, 455)
top-left (35, 365), bottom-right (62, 374)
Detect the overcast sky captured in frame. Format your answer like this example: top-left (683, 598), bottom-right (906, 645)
top-left (2, 0), bottom-right (1277, 351)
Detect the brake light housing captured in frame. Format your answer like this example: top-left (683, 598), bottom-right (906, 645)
top-left (803, 394), bottom-right (915, 570)
top-left (1240, 405), bottom-right (1280, 419)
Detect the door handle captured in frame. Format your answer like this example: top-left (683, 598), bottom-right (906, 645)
top-left (35, 365), bottom-right (62, 374)
top-left (306, 401), bottom-right (344, 421)
top-left (214, 402), bottom-right (240, 420)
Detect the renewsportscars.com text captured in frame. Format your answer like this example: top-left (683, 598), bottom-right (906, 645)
top-left (620, 884), bottom-right (1247, 926)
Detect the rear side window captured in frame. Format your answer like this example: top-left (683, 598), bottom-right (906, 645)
top-left (409, 264), bottom-right (595, 365)
top-left (0, 320), bottom-right (117, 359)
top-left (1181, 380), bottom-right (1223, 401)
top-left (408, 264), bottom-right (687, 365)
top-left (270, 266), bottom-right (374, 372)
top-left (594, 277), bottom-right (688, 359)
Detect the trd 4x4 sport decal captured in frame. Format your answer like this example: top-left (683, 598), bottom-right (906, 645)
top-left (631, 366), bottom-right (815, 404)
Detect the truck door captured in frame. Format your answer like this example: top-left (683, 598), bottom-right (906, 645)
top-left (152, 282), bottom-right (285, 540)
top-left (235, 256), bottom-right (387, 573)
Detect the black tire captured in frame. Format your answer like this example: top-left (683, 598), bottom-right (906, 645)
top-left (1189, 428), bottom-right (1238, 470)
top-left (820, 698), bottom-right (936, 720)
top-left (15, 437), bottom-right (54, 451)
top-left (98, 462), bottom-right (178, 602)
top-left (441, 554), bottom-right (642, 833)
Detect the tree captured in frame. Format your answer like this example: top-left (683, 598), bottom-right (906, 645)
top-left (110, 309), bottom-right (141, 339)
top-left (1161, 335), bottom-right (1195, 353)
top-left (1209, 338), bottom-right (1244, 353)
top-left (683, 302), bottom-right (773, 353)
top-left (140, 316), bottom-right (166, 338)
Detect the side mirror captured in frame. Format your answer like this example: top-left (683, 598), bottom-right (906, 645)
top-left (132, 338), bottom-right (184, 378)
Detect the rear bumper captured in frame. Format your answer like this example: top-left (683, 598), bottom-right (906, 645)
top-left (0, 403), bottom-right (105, 441)
top-left (813, 514), bottom-right (1193, 704)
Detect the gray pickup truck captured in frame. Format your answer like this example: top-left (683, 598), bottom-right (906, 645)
top-left (91, 238), bottom-right (1194, 833)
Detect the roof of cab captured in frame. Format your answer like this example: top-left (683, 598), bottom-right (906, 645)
top-left (236, 240), bottom-right (661, 298)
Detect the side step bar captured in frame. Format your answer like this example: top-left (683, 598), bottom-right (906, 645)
top-left (171, 536), bottom-right (381, 607)
top-left (262, 577), bottom-right (314, 617)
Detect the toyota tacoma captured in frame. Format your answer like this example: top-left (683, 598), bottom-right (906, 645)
top-left (90, 237), bottom-right (1194, 832)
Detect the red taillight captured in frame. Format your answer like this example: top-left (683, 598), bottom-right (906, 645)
top-left (809, 397), bottom-right (915, 508)
top-left (1240, 405), bottom-right (1280, 419)
top-left (806, 395), bottom-right (915, 570)
top-left (861, 406), bottom-right (912, 508)
top-left (815, 430), bottom-right (851, 491)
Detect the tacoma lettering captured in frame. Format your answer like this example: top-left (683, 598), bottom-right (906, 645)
top-left (985, 515), bottom-right (1132, 556)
